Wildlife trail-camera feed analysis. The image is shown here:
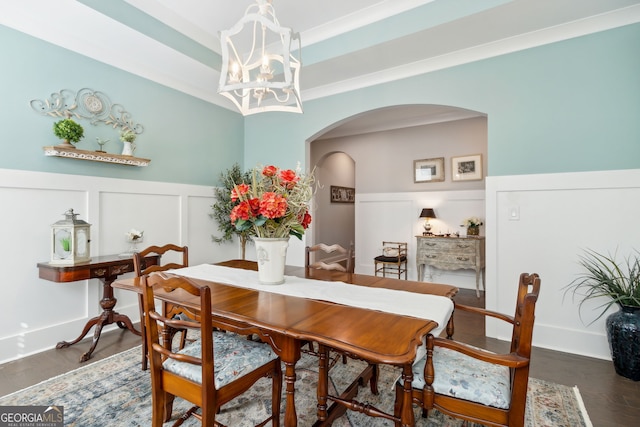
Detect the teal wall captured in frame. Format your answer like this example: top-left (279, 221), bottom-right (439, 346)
top-left (1, 22), bottom-right (638, 185)
top-left (0, 25), bottom-right (243, 186)
top-left (245, 24), bottom-right (640, 177)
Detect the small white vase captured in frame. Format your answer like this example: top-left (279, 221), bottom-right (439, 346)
top-left (122, 141), bottom-right (135, 156)
top-left (254, 237), bottom-right (289, 285)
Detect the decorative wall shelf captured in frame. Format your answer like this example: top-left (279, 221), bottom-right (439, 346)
top-left (43, 146), bottom-right (150, 167)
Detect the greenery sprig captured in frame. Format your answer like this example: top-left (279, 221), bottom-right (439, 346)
top-left (210, 164), bottom-right (253, 258)
top-left (462, 216), bottom-right (483, 227)
top-left (563, 248), bottom-right (640, 324)
top-left (120, 129), bottom-right (137, 143)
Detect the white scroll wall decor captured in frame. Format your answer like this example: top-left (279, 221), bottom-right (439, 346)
top-left (30, 88), bottom-right (144, 135)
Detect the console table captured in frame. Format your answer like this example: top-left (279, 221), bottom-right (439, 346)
top-left (37, 254), bottom-right (158, 362)
top-left (416, 235), bottom-right (486, 297)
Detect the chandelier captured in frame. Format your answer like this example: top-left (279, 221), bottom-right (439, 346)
top-left (218, 0), bottom-right (302, 115)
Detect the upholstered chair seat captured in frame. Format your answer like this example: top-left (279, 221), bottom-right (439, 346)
top-left (405, 346), bottom-right (511, 409)
top-left (163, 331), bottom-right (279, 388)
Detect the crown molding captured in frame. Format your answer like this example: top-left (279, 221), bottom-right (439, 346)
top-left (2, 2), bottom-right (638, 113)
top-left (300, 0), bottom-right (436, 47)
top-left (302, 4), bottom-right (640, 102)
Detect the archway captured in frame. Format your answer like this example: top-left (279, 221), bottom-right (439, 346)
top-left (307, 151), bottom-right (355, 253)
top-left (307, 104), bottom-right (487, 278)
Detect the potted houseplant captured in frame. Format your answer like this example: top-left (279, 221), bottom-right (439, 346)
top-left (120, 129), bottom-right (137, 156)
top-left (211, 163), bottom-right (254, 260)
top-left (564, 249), bottom-right (640, 380)
top-left (53, 118), bottom-right (84, 147)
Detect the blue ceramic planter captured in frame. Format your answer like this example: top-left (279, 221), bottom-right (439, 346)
top-left (606, 304), bottom-right (640, 381)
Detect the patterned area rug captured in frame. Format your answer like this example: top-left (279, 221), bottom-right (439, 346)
top-left (0, 345), bottom-right (592, 426)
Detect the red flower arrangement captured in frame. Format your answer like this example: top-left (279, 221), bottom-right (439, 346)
top-left (230, 165), bottom-right (314, 239)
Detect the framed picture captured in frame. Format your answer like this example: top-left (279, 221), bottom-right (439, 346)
top-left (330, 185), bottom-right (355, 203)
top-left (452, 154), bottom-right (483, 181)
top-left (414, 157), bottom-right (445, 183)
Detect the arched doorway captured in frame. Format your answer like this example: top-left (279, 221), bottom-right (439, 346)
top-left (307, 151), bottom-right (355, 253)
top-left (307, 104), bottom-right (487, 278)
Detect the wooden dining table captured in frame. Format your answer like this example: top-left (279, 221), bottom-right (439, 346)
top-left (113, 259), bottom-right (458, 427)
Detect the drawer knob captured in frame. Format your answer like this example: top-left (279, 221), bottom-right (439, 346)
top-left (457, 257), bottom-right (470, 261)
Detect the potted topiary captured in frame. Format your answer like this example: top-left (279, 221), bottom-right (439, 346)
top-left (53, 118), bottom-right (84, 147)
top-left (564, 248), bottom-right (640, 380)
top-left (210, 163), bottom-right (254, 259)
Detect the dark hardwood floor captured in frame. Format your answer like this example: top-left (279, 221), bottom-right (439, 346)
top-left (1, 289), bottom-right (638, 426)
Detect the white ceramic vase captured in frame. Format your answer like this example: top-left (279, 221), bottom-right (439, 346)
top-left (122, 141), bottom-right (135, 156)
top-left (254, 237), bottom-right (289, 285)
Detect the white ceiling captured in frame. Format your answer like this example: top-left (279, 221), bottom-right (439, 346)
top-left (123, 0), bottom-right (640, 96)
top-left (2, 0), bottom-right (639, 135)
top-left (131, 0), bottom-right (426, 50)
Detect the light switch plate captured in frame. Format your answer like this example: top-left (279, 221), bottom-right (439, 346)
top-left (509, 206), bottom-right (520, 220)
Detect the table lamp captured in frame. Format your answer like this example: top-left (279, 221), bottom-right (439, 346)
top-left (420, 208), bottom-right (436, 235)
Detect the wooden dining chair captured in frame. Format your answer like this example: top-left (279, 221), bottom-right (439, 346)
top-left (133, 244), bottom-right (189, 370)
top-left (374, 241), bottom-right (408, 279)
top-left (393, 273), bottom-right (541, 427)
top-left (305, 243), bottom-right (354, 275)
top-left (142, 272), bottom-right (282, 427)
top-left (304, 243), bottom-right (356, 365)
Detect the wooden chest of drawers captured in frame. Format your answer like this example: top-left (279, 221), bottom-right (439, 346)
top-left (416, 235), bottom-right (485, 296)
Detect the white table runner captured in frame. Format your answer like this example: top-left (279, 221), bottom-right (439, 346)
top-left (172, 264), bottom-right (454, 340)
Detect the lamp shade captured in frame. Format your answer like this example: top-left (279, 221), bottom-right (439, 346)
top-left (420, 208), bottom-right (436, 219)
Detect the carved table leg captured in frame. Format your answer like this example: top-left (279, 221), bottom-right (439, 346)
top-left (316, 345), bottom-right (329, 421)
top-left (283, 359), bottom-right (298, 427)
top-left (369, 363), bottom-right (379, 395)
top-left (56, 275), bottom-right (140, 362)
top-left (400, 363), bottom-right (415, 427)
top-left (56, 315), bottom-right (103, 349)
top-left (268, 335), bottom-right (301, 427)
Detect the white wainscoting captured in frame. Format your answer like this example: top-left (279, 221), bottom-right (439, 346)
top-left (3, 168), bottom-right (638, 363)
top-left (0, 168), bottom-right (229, 364)
top-left (486, 169), bottom-right (640, 360)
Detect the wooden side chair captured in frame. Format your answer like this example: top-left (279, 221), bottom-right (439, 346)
top-left (393, 273), bottom-right (541, 427)
top-left (304, 242), bottom-right (356, 366)
top-left (305, 243), bottom-right (354, 275)
top-left (374, 241), bottom-right (408, 279)
top-left (142, 273), bottom-right (282, 427)
top-left (134, 244), bottom-right (189, 370)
